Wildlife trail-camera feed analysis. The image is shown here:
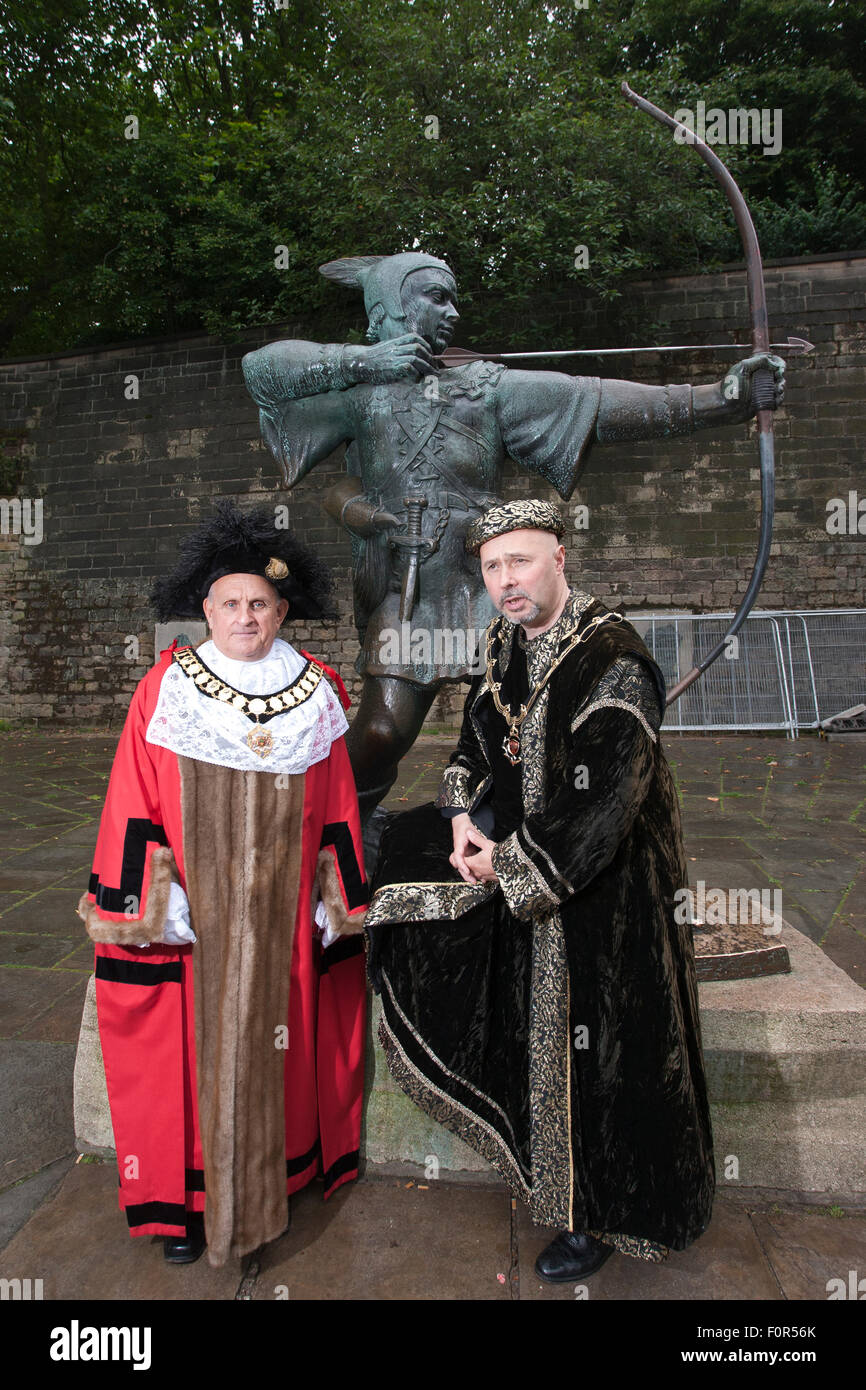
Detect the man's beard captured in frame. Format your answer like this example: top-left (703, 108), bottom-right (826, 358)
top-left (497, 592), bottom-right (540, 626)
top-left (404, 310), bottom-right (451, 353)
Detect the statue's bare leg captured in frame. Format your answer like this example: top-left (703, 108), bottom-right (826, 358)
top-left (346, 675), bottom-right (438, 826)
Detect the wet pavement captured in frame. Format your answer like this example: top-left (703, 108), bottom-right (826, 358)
top-left (0, 725), bottom-right (863, 1305)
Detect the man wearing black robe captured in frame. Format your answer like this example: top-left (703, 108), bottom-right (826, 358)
top-left (365, 499), bottom-right (714, 1281)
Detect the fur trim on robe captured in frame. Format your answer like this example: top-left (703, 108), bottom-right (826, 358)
top-left (78, 845), bottom-right (177, 945)
top-left (317, 851), bottom-right (366, 937)
top-left (180, 756), bottom-right (305, 1267)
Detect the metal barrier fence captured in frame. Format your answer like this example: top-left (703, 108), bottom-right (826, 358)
top-left (628, 610), bottom-right (866, 737)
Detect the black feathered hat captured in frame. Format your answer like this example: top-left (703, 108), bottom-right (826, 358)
top-left (151, 499), bottom-right (333, 622)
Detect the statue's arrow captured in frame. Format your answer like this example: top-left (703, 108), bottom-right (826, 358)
top-left (438, 336), bottom-right (811, 367)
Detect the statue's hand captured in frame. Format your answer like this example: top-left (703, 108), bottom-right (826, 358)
top-left (349, 334), bottom-right (440, 384)
top-left (722, 352), bottom-right (786, 418)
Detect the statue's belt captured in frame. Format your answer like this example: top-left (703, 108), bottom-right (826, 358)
top-left (372, 489), bottom-right (499, 517)
top-left (373, 484), bottom-right (497, 622)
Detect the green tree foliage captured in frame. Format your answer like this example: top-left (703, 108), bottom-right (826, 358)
top-left (1, 0), bottom-right (863, 357)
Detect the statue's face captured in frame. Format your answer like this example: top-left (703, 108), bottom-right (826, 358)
top-left (203, 573), bottom-right (289, 662)
top-left (479, 529), bottom-right (568, 638)
top-left (399, 268), bottom-right (459, 351)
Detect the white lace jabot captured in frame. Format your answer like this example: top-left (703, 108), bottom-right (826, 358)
top-left (145, 638), bottom-right (348, 774)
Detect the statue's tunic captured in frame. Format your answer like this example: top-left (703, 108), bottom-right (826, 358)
top-left (244, 355), bottom-right (601, 685)
top-left (365, 594), bottom-right (715, 1257)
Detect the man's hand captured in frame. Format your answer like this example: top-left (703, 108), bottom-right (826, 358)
top-left (348, 334), bottom-right (440, 385)
top-left (450, 813), bottom-right (499, 884)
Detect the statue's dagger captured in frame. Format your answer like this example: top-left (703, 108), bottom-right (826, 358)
top-left (395, 495), bottom-right (431, 623)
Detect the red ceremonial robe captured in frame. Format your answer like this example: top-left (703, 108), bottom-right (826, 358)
top-left (79, 646), bottom-right (367, 1257)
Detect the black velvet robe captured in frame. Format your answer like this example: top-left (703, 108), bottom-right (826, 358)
top-left (366, 592), bottom-right (714, 1258)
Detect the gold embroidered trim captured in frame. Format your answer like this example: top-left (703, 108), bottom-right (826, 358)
top-left (465, 498), bottom-right (565, 554)
top-left (522, 824), bottom-right (572, 892)
top-left (588, 1230), bottom-right (669, 1262)
top-left (491, 832), bottom-right (560, 919)
top-left (365, 878), bottom-right (496, 930)
top-left (381, 974), bottom-right (527, 1164)
top-left (436, 763), bottom-right (473, 810)
top-left (527, 910), bottom-right (573, 1229)
top-left (172, 645), bottom-right (323, 724)
top-left (484, 610), bottom-right (623, 765)
top-left (378, 1013), bottom-right (533, 1199)
top-left (570, 697), bottom-right (658, 743)
top-left (566, 961), bottom-right (574, 1229)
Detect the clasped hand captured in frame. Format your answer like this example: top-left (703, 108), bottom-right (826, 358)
top-left (450, 812), bottom-right (499, 884)
top-left (355, 333), bottom-right (440, 384)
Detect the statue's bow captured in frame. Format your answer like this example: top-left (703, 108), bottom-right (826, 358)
top-left (621, 82), bottom-right (777, 706)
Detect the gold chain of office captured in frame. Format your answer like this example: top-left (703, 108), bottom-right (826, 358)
top-left (172, 646), bottom-right (324, 759)
top-left (485, 611), bottom-right (623, 766)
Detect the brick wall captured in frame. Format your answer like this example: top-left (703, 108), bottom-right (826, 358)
top-left (1, 254), bottom-right (863, 726)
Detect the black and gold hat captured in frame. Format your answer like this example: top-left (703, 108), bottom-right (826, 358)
top-left (151, 498), bottom-right (333, 621)
top-left (465, 499), bottom-right (565, 555)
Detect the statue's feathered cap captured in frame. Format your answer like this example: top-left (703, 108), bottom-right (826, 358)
top-left (151, 499), bottom-right (333, 621)
top-left (465, 499), bottom-right (566, 555)
top-left (319, 252), bottom-right (455, 325)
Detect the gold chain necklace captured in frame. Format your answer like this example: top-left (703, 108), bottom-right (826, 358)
top-left (486, 611), bottom-right (623, 766)
top-left (172, 647), bottom-right (324, 759)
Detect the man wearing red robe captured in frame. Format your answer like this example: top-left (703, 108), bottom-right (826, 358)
top-left (78, 502), bottom-right (367, 1267)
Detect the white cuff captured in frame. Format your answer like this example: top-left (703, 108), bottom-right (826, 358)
top-left (314, 898), bottom-right (339, 949)
top-left (140, 879), bottom-right (196, 946)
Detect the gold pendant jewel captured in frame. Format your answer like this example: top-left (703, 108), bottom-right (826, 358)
top-left (246, 726), bottom-right (273, 759)
top-left (503, 731), bottom-right (522, 766)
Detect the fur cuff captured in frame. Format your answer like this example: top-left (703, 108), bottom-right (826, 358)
top-left (317, 850), bottom-right (366, 937)
top-left (78, 846), bottom-right (177, 944)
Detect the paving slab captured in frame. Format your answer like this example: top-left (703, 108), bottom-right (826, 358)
top-left (0, 1041), bottom-right (75, 1187)
top-left (0, 933), bottom-right (81, 970)
top-left (0, 967), bottom-right (86, 1037)
top-left (1, 888), bottom-right (87, 937)
top-left (251, 1177), bottom-right (513, 1301)
top-left (17, 973), bottom-right (90, 1043)
top-left (0, 846), bottom-right (92, 876)
top-left (516, 1197), bottom-right (783, 1301)
top-left (749, 1207), bottom-right (866, 1301)
top-left (0, 868), bottom-right (82, 892)
top-left (51, 941), bottom-right (96, 973)
top-left (0, 1161), bottom-right (243, 1300)
top-left (822, 920), bottom-right (865, 985)
top-left (0, 1155), bottom-right (75, 1253)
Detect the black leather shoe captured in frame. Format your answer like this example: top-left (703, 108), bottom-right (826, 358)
top-left (163, 1213), bottom-right (206, 1265)
top-left (534, 1230), bottom-right (612, 1283)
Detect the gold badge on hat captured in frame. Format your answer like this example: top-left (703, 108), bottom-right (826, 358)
top-left (265, 556), bottom-right (289, 580)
